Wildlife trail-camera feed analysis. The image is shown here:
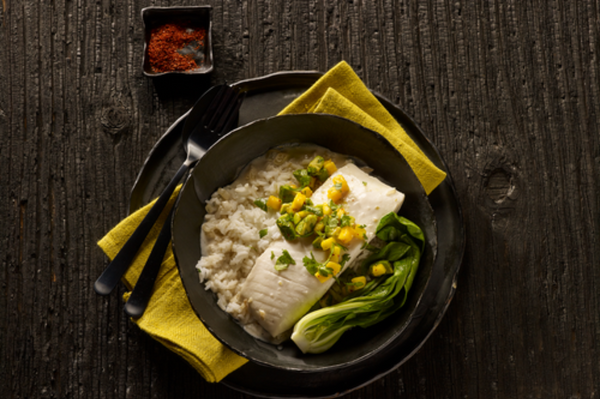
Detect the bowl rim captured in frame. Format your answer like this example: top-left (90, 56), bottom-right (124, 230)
top-left (172, 113), bottom-right (437, 372)
top-left (140, 5), bottom-right (214, 77)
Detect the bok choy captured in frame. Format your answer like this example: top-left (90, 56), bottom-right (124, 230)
top-left (290, 212), bottom-right (425, 354)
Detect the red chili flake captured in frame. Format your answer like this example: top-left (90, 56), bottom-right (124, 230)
top-left (147, 21), bottom-right (206, 73)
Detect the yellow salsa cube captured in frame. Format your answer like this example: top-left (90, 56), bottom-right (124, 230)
top-left (290, 192), bottom-right (306, 212)
top-left (266, 195), bottom-right (282, 211)
top-left (323, 160), bottom-right (337, 175)
top-left (371, 263), bottom-right (387, 277)
top-left (332, 175), bottom-right (349, 195)
top-left (337, 226), bottom-right (355, 245)
top-left (349, 276), bottom-right (367, 292)
top-left (315, 261), bottom-right (341, 283)
top-left (321, 237), bottom-right (336, 250)
top-left (327, 186), bottom-right (343, 203)
top-left (300, 186), bottom-right (313, 197)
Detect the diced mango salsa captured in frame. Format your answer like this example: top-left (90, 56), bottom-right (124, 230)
top-left (327, 186), bottom-right (343, 203)
top-left (371, 264), bottom-right (387, 277)
top-left (314, 221), bottom-right (325, 233)
top-left (323, 160), bottom-right (337, 175)
top-left (300, 186), bottom-right (313, 197)
top-left (332, 175), bottom-right (349, 195)
top-left (322, 204), bottom-right (332, 216)
top-left (349, 276), bottom-right (367, 292)
top-left (328, 175), bottom-right (349, 203)
top-left (321, 237), bottom-right (336, 250)
top-left (315, 261), bottom-right (342, 283)
top-left (266, 195), bottom-right (282, 211)
top-left (297, 210), bottom-right (309, 218)
top-left (337, 226), bottom-right (355, 245)
top-left (290, 192), bottom-right (306, 212)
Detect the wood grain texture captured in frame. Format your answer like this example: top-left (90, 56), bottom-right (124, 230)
top-left (1, 0), bottom-right (599, 398)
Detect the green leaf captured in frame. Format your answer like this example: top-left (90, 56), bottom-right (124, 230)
top-left (340, 215), bottom-right (354, 227)
top-left (259, 228), bottom-right (268, 238)
top-left (304, 205), bottom-right (323, 217)
top-left (375, 212), bottom-right (425, 251)
top-left (253, 198), bottom-right (268, 211)
top-left (328, 200), bottom-right (341, 212)
top-left (361, 241), bottom-right (380, 252)
top-left (302, 252), bottom-right (320, 275)
top-left (275, 249), bottom-right (296, 271)
top-left (340, 253), bottom-right (351, 267)
top-left (323, 215), bottom-right (339, 237)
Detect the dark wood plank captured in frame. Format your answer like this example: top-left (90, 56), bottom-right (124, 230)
top-left (1, 0), bottom-right (599, 398)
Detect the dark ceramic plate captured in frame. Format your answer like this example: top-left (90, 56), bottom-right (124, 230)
top-left (129, 71), bottom-right (465, 398)
top-left (172, 114), bottom-right (437, 371)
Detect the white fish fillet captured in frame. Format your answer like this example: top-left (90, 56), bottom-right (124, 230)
top-left (238, 163), bottom-right (405, 338)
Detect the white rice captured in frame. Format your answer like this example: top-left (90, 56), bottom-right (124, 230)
top-left (196, 145), bottom-right (351, 330)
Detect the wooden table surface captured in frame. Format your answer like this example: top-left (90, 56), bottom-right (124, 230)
top-left (2, 0), bottom-right (599, 398)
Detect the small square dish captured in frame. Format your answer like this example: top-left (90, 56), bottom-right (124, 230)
top-left (141, 6), bottom-right (213, 77)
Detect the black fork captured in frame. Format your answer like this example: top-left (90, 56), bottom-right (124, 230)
top-left (94, 85), bottom-right (244, 303)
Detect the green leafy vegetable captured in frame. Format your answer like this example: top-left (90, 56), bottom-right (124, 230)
top-left (275, 249), bottom-right (296, 271)
top-left (259, 228), bottom-right (268, 238)
top-left (375, 212), bottom-right (425, 252)
top-left (253, 198), bottom-right (268, 211)
top-left (360, 241), bottom-right (380, 252)
top-left (291, 212), bottom-right (424, 354)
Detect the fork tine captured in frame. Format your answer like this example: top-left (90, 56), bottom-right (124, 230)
top-left (205, 86), bottom-right (236, 129)
top-left (219, 92), bottom-right (246, 134)
top-left (202, 85), bottom-right (229, 126)
top-left (213, 89), bottom-right (243, 133)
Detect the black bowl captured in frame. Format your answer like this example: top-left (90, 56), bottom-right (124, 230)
top-left (172, 114), bottom-right (437, 371)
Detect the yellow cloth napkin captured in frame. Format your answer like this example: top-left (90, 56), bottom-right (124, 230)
top-left (97, 186), bottom-right (248, 383)
top-left (279, 60), bottom-right (446, 195)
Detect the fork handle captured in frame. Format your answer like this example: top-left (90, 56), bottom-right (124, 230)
top-left (94, 160), bottom-right (190, 296)
top-left (123, 206), bottom-right (175, 318)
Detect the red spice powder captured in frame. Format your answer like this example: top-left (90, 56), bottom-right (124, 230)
top-left (147, 22), bottom-right (206, 73)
